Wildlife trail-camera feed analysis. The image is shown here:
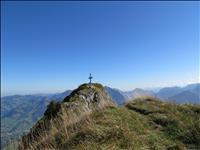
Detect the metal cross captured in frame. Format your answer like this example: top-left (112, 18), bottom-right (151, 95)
top-left (88, 73), bottom-right (93, 84)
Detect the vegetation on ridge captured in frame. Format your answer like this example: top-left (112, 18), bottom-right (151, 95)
top-left (6, 84), bottom-right (200, 150)
top-left (51, 97), bottom-right (200, 150)
top-left (2, 83), bottom-right (200, 149)
top-left (19, 83), bottom-right (115, 150)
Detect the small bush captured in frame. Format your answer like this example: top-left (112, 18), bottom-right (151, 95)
top-left (44, 101), bottom-right (61, 118)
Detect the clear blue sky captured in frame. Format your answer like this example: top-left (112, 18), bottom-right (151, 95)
top-left (1, 1), bottom-right (199, 95)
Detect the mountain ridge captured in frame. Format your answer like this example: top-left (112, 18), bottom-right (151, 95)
top-left (17, 83), bottom-right (200, 150)
top-left (1, 83), bottom-right (200, 148)
top-left (19, 83), bottom-right (115, 150)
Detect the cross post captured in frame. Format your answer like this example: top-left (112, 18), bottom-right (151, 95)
top-left (88, 73), bottom-right (93, 84)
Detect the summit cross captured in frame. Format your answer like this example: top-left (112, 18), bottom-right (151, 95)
top-left (88, 73), bottom-right (93, 84)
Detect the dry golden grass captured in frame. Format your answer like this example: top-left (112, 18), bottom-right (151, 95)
top-left (17, 86), bottom-right (200, 150)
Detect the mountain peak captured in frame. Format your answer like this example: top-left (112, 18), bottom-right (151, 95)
top-left (62, 83), bottom-right (115, 110)
top-left (20, 83), bottom-right (115, 150)
top-left (43, 83), bottom-right (115, 121)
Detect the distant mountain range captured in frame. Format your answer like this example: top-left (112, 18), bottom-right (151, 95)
top-left (106, 87), bottom-right (156, 105)
top-left (155, 83), bottom-right (200, 104)
top-left (106, 83), bottom-right (200, 105)
top-left (1, 83), bottom-right (199, 148)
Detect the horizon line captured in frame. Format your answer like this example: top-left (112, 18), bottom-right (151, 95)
top-left (1, 81), bottom-right (199, 97)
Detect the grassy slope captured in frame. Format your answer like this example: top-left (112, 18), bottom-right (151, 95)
top-left (57, 97), bottom-right (200, 150)
top-left (8, 92), bottom-right (199, 150)
top-left (19, 83), bottom-right (115, 150)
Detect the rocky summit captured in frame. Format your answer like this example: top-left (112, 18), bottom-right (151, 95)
top-left (62, 83), bottom-right (115, 110)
